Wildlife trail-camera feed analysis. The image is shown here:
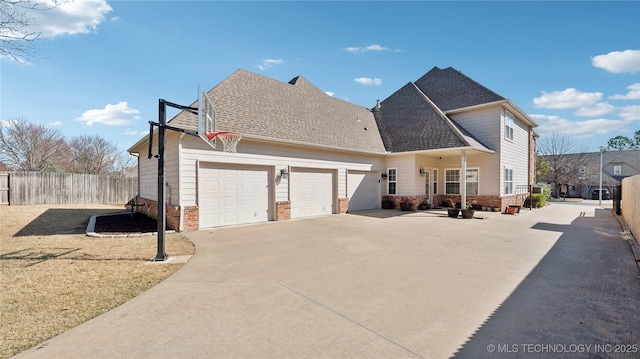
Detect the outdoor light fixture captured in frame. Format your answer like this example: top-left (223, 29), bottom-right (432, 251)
top-left (419, 168), bottom-right (426, 176)
top-left (381, 173), bottom-right (388, 180)
top-left (280, 168), bottom-right (289, 179)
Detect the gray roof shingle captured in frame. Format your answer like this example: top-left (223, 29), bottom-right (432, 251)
top-left (170, 69), bottom-right (386, 153)
top-left (414, 67), bottom-right (505, 112)
top-left (373, 82), bottom-right (469, 152)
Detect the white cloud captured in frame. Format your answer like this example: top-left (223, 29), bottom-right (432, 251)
top-left (533, 88), bottom-right (602, 109)
top-left (609, 83), bottom-right (640, 100)
top-left (592, 50), bottom-right (640, 74)
top-left (530, 114), bottom-right (628, 139)
top-left (124, 128), bottom-right (139, 136)
top-left (76, 102), bottom-right (141, 126)
top-left (574, 102), bottom-right (616, 117)
top-left (324, 91), bottom-right (334, 97)
top-left (27, 0), bottom-right (113, 38)
top-left (345, 44), bottom-right (399, 53)
top-left (257, 58), bottom-right (283, 70)
top-left (354, 77), bottom-right (382, 86)
top-left (49, 121), bottom-right (63, 126)
top-left (618, 105), bottom-right (640, 122)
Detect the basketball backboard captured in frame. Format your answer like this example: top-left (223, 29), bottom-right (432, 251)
top-left (198, 87), bottom-right (216, 148)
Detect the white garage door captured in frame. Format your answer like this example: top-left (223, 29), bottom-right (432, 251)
top-left (200, 164), bottom-right (270, 228)
top-left (347, 170), bottom-right (379, 212)
top-left (291, 168), bottom-right (334, 218)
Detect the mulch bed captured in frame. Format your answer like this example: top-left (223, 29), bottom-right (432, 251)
top-left (94, 212), bottom-right (170, 234)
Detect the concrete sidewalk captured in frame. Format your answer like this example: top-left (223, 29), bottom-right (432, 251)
top-left (12, 202), bottom-right (640, 358)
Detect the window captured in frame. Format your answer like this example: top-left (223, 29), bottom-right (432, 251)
top-left (614, 166), bottom-right (621, 175)
top-left (433, 169), bottom-right (438, 194)
top-left (504, 110), bottom-right (515, 141)
top-left (388, 168), bottom-right (397, 195)
top-left (445, 168), bottom-right (479, 195)
top-left (445, 169), bottom-right (460, 194)
top-left (466, 168), bottom-right (479, 195)
top-left (505, 168), bottom-right (513, 195)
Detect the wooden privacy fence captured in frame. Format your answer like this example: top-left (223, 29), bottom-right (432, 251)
top-left (621, 174), bottom-right (640, 241)
top-left (0, 171), bottom-right (138, 205)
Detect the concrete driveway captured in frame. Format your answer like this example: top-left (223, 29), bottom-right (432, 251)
top-left (13, 202), bottom-right (640, 358)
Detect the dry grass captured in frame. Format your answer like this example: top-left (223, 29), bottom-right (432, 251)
top-left (0, 205), bottom-right (195, 359)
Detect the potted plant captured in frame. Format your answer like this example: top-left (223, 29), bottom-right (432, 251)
top-left (443, 198), bottom-right (459, 218)
top-left (461, 201), bottom-right (475, 219)
top-left (400, 202), bottom-right (413, 211)
top-left (382, 196), bottom-right (394, 209)
top-left (418, 201), bottom-right (431, 210)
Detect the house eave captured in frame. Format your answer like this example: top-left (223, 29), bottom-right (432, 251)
top-left (445, 99), bottom-right (538, 128)
top-left (386, 146), bottom-right (495, 157)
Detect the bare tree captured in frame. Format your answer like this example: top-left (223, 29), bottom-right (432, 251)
top-left (68, 134), bottom-right (121, 175)
top-left (537, 132), bottom-right (593, 198)
top-left (0, 0), bottom-right (61, 62)
top-left (0, 118), bottom-right (70, 171)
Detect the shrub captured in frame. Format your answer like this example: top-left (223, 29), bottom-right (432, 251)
top-left (531, 193), bottom-right (546, 207)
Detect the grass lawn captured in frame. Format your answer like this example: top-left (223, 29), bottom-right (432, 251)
top-left (0, 204), bottom-right (195, 359)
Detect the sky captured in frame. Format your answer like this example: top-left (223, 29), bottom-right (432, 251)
top-left (2, 0), bottom-right (640, 156)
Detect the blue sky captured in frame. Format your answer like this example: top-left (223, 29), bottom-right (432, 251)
top-left (2, 0), bottom-right (639, 155)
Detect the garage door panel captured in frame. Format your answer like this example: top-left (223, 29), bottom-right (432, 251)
top-left (291, 169), bottom-right (333, 218)
top-left (200, 164), bottom-right (270, 228)
top-left (348, 171), bottom-right (378, 212)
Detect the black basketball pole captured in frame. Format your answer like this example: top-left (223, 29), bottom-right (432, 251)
top-left (148, 99), bottom-right (199, 262)
top-left (153, 99), bottom-right (168, 261)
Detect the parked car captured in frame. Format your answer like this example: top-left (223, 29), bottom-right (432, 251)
top-left (591, 189), bottom-right (611, 200)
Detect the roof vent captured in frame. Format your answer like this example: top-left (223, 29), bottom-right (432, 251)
top-left (375, 99), bottom-right (381, 110)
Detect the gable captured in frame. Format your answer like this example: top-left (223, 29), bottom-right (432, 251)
top-left (373, 83), bottom-right (469, 152)
top-left (414, 67), bottom-right (505, 112)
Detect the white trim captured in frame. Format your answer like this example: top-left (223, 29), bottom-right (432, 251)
top-left (387, 168), bottom-right (397, 195)
top-left (445, 167), bottom-right (480, 195)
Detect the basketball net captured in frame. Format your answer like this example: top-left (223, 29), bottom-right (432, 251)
top-left (205, 131), bottom-right (242, 153)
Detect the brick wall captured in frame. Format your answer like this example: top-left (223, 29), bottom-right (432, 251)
top-left (433, 194), bottom-right (525, 212)
top-left (383, 195), bottom-right (428, 210)
top-left (135, 196), bottom-right (199, 232)
top-left (338, 198), bottom-right (349, 214)
top-left (275, 201), bottom-right (291, 221)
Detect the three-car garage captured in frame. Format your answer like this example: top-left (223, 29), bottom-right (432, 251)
top-left (199, 163), bottom-right (380, 229)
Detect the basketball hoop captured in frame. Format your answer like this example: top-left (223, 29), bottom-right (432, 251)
top-left (205, 131), bottom-right (242, 153)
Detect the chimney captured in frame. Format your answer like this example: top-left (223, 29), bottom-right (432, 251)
top-left (375, 99), bottom-right (381, 110)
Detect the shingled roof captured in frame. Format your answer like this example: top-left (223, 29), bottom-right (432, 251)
top-left (414, 67), bottom-right (505, 112)
top-left (169, 69), bottom-right (386, 154)
top-left (373, 83), bottom-right (469, 152)
top-left (373, 68), bottom-right (494, 153)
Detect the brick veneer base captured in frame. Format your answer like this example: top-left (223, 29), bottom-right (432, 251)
top-left (338, 198), bottom-right (349, 214)
top-left (135, 196), bottom-right (199, 232)
top-left (275, 201), bottom-right (291, 221)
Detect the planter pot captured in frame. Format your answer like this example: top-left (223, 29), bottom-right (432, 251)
top-left (507, 206), bottom-right (518, 215)
top-left (509, 205), bottom-right (521, 213)
top-left (418, 203), bottom-right (431, 210)
top-left (461, 209), bottom-right (475, 219)
top-left (382, 200), bottom-right (394, 209)
top-left (400, 202), bottom-right (413, 211)
top-left (447, 208), bottom-right (460, 218)
top-left (481, 206), bottom-right (488, 211)
top-left (492, 207), bottom-right (501, 212)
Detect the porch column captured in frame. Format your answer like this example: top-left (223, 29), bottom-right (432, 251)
top-left (460, 150), bottom-right (467, 208)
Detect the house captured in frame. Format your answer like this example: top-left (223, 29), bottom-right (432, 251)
top-left (127, 67), bottom-right (538, 231)
top-left (543, 149), bottom-right (640, 198)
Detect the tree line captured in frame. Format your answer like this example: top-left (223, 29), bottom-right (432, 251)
top-left (0, 118), bottom-right (134, 176)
